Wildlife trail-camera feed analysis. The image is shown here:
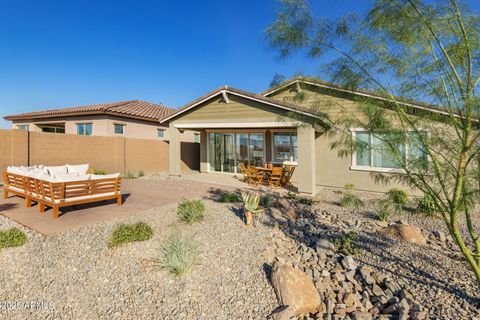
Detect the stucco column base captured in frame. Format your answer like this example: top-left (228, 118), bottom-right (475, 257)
top-left (297, 124), bottom-right (316, 195)
top-left (169, 123), bottom-right (182, 176)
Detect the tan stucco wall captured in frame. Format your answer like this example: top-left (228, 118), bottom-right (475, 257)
top-left (0, 129), bottom-right (199, 179)
top-left (11, 115), bottom-right (198, 142)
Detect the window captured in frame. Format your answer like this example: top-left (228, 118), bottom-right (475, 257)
top-left (41, 126), bottom-right (65, 133)
top-left (352, 131), bottom-right (427, 171)
top-left (157, 129), bottom-right (165, 139)
top-left (77, 123), bottom-right (92, 136)
top-left (114, 124), bottom-right (125, 135)
top-left (16, 125), bottom-right (29, 131)
top-left (273, 132), bottom-right (298, 163)
top-left (194, 133), bottom-right (200, 143)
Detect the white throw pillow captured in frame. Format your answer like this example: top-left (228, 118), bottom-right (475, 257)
top-left (54, 172), bottom-right (79, 179)
top-left (45, 165), bottom-right (68, 176)
top-left (67, 164), bottom-right (89, 175)
top-left (54, 174), bottom-right (90, 183)
top-left (6, 166), bottom-right (22, 175)
top-left (20, 165), bottom-right (36, 172)
top-left (89, 173), bottom-right (120, 180)
top-left (35, 173), bottom-right (56, 182)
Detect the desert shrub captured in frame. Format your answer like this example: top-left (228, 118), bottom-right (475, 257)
top-left (177, 199), bottom-right (205, 224)
top-left (387, 188), bottom-right (408, 206)
top-left (108, 222), bottom-right (153, 248)
top-left (138, 170), bottom-right (145, 177)
top-left (375, 199), bottom-right (396, 222)
top-left (0, 228), bottom-right (27, 249)
top-left (417, 194), bottom-right (440, 216)
top-left (298, 197), bottom-right (315, 206)
top-left (125, 171), bottom-right (136, 179)
top-left (285, 192), bottom-right (297, 200)
top-left (155, 231), bottom-right (198, 276)
top-left (94, 169), bottom-right (106, 175)
top-left (260, 193), bottom-right (276, 208)
top-left (333, 232), bottom-right (357, 255)
top-left (218, 192), bottom-right (240, 203)
top-left (340, 193), bottom-right (363, 209)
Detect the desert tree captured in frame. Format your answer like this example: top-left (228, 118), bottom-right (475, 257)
top-left (266, 0), bottom-right (480, 286)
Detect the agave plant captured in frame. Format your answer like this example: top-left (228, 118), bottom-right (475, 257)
top-left (241, 192), bottom-right (263, 226)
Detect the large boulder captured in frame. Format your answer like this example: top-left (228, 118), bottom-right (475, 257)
top-left (271, 262), bottom-right (321, 317)
top-left (380, 224), bottom-right (427, 245)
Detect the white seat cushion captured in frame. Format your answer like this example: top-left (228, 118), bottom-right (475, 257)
top-left (67, 164), bottom-right (89, 175)
top-left (45, 192), bottom-right (117, 204)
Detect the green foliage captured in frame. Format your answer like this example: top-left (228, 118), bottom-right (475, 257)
top-left (155, 231), bottom-right (198, 277)
top-left (0, 228), bottom-right (27, 249)
top-left (94, 169), bottom-right (106, 175)
top-left (125, 171), bottom-right (136, 179)
top-left (241, 192), bottom-right (262, 214)
top-left (177, 199), bottom-right (205, 224)
top-left (285, 191), bottom-right (297, 200)
top-left (386, 188), bottom-right (408, 206)
top-left (218, 192), bottom-right (240, 203)
top-left (108, 222), bottom-right (153, 248)
top-left (260, 193), bottom-right (276, 208)
top-left (333, 232), bottom-right (357, 255)
top-left (376, 199), bottom-right (400, 222)
top-left (138, 170), bottom-right (145, 177)
top-left (344, 183), bottom-right (355, 191)
top-left (340, 193), bottom-right (363, 209)
top-left (298, 197), bottom-right (315, 206)
top-left (417, 194), bottom-right (440, 216)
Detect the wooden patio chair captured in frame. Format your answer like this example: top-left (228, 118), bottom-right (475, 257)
top-left (281, 165), bottom-right (296, 187)
top-left (238, 162), bottom-right (249, 182)
top-left (247, 166), bottom-right (264, 186)
top-left (267, 167), bottom-right (283, 188)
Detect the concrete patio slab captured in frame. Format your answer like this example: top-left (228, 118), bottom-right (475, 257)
top-left (0, 177), bottom-right (246, 235)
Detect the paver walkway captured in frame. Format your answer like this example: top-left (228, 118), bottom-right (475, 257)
top-left (0, 177), bottom-right (244, 235)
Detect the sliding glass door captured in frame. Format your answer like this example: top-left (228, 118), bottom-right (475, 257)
top-left (209, 132), bottom-right (265, 173)
top-left (209, 133), bottom-right (235, 173)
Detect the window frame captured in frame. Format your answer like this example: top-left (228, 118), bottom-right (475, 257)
top-left (113, 123), bottom-right (125, 135)
top-left (76, 123), bottom-right (93, 136)
top-left (157, 128), bottom-right (166, 139)
top-left (16, 125), bottom-right (29, 131)
top-left (350, 128), bottom-right (428, 173)
top-left (271, 130), bottom-right (298, 164)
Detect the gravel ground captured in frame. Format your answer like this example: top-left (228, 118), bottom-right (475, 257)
top-left (1, 185), bottom-right (480, 319)
top-left (268, 189), bottom-right (480, 319)
top-left (0, 200), bottom-right (277, 320)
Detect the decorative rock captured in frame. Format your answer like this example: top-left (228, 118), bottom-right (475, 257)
top-left (275, 198), bottom-right (298, 221)
top-left (380, 224), bottom-right (427, 245)
top-left (433, 230), bottom-right (446, 243)
top-left (341, 255), bottom-right (358, 271)
top-left (271, 262), bottom-right (321, 316)
top-left (352, 311), bottom-right (373, 320)
top-left (316, 239), bottom-right (336, 256)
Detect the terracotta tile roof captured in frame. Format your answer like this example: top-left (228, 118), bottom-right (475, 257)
top-left (4, 100), bottom-right (175, 122)
top-left (159, 85), bottom-right (325, 123)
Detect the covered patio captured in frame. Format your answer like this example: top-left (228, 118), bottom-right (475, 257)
top-left (161, 86), bottom-right (324, 194)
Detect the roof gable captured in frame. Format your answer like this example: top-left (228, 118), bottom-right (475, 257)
top-left (159, 86), bottom-right (324, 124)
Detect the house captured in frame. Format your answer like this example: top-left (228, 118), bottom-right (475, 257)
top-left (4, 100), bottom-right (199, 142)
top-left (161, 78), bottom-right (441, 194)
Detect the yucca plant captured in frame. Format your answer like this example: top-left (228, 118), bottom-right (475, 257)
top-left (241, 192), bottom-right (263, 226)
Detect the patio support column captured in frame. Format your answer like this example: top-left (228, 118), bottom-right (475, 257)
top-left (297, 124), bottom-right (316, 194)
top-left (169, 123), bottom-right (181, 176)
top-left (200, 130), bottom-right (208, 173)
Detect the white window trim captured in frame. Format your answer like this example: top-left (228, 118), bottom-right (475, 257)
top-left (157, 128), bottom-right (166, 140)
top-left (76, 122), bottom-right (93, 136)
top-left (271, 131), bottom-right (298, 164)
top-left (113, 123), bottom-right (126, 135)
top-left (350, 128), bottom-right (429, 173)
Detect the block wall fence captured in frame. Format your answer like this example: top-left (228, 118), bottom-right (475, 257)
top-left (0, 129), bottom-right (199, 179)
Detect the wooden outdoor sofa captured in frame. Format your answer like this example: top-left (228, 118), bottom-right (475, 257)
top-left (3, 166), bottom-right (122, 218)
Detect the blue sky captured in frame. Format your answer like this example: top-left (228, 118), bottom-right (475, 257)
top-left (0, 0), bottom-right (477, 129)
